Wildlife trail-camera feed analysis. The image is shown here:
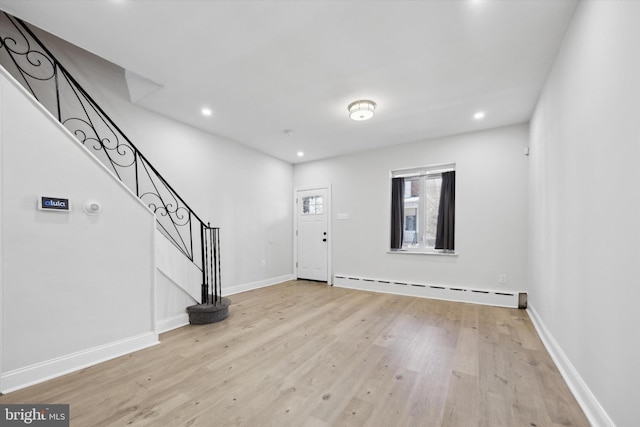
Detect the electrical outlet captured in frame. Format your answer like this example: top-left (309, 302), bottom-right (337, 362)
top-left (499, 274), bottom-right (507, 284)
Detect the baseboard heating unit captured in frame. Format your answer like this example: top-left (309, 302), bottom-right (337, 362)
top-left (333, 275), bottom-right (526, 309)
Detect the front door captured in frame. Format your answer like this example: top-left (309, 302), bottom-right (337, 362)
top-left (296, 188), bottom-right (328, 282)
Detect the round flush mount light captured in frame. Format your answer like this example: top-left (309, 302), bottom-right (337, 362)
top-left (348, 99), bottom-right (377, 121)
top-left (201, 107), bottom-right (213, 117)
top-left (473, 111), bottom-right (486, 120)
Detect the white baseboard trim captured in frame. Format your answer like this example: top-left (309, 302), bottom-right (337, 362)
top-left (527, 305), bottom-right (614, 427)
top-left (224, 274), bottom-right (295, 297)
top-left (0, 332), bottom-right (159, 394)
top-left (156, 313), bottom-right (189, 334)
top-left (334, 274), bottom-right (522, 308)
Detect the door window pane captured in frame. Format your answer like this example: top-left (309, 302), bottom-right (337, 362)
top-left (302, 196), bottom-right (323, 215)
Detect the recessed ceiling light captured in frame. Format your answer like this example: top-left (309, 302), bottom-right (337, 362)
top-left (348, 100), bottom-right (377, 121)
top-left (201, 107), bottom-right (213, 117)
top-left (297, 151), bottom-right (304, 157)
top-left (473, 111), bottom-right (486, 120)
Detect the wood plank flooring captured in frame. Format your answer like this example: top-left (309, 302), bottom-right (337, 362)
top-left (0, 280), bottom-right (589, 426)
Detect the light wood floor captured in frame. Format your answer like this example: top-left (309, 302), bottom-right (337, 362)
top-left (0, 281), bottom-right (588, 426)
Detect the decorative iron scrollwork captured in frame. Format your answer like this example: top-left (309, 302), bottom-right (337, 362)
top-left (0, 16), bottom-right (56, 83)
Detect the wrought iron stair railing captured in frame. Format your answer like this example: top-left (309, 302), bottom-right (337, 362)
top-left (0, 12), bottom-right (221, 305)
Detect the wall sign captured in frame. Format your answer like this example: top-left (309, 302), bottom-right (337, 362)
top-left (39, 196), bottom-right (70, 212)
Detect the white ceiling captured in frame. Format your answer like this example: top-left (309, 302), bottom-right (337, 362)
top-left (0, 0), bottom-right (577, 164)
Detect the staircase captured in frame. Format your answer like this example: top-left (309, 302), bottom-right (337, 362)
top-left (0, 12), bottom-right (227, 321)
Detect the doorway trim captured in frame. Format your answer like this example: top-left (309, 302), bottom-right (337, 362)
top-left (293, 184), bottom-right (332, 284)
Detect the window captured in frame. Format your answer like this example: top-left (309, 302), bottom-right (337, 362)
top-left (302, 196), bottom-right (323, 215)
top-left (390, 164), bottom-right (455, 253)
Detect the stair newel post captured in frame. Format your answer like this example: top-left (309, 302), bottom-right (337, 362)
top-left (187, 224), bottom-right (229, 323)
top-left (200, 221), bottom-right (208, 305)
top-left (215, 227), bottom-right (221, 305)
top-left (207, 222), bottom-right (214, 305)
top-left (212, 225), bottom-right (218, 304)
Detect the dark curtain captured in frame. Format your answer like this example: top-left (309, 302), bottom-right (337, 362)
top-left (435, 171), bottom-right (455, 251)
top-left (390, 177), bottom-right (405, 250)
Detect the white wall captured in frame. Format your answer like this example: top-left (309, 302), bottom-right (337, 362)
top-left (28, 26), bottom-right (294, 293)
top-left (528, 2), bottom-right (640, 426)
top-left (294, 124), bottom-right (529, 293)
top-left (0, 69), bottom-right (158, 392)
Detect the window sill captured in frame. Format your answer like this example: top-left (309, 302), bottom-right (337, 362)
top-left (387, 249), bottom-right (457, 256)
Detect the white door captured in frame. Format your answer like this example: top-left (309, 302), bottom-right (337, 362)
top-left (296, 188), bottom-right (328, 282)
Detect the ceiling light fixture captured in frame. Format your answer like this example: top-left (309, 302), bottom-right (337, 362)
top-left (348, 100), bottom-right (377, 121)
top-left (201, 107), bottom-right (213, 117)
top-left (473, 111), bottom-right (486, 120)
top-left (297, 151), bottom-right (304, 157)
